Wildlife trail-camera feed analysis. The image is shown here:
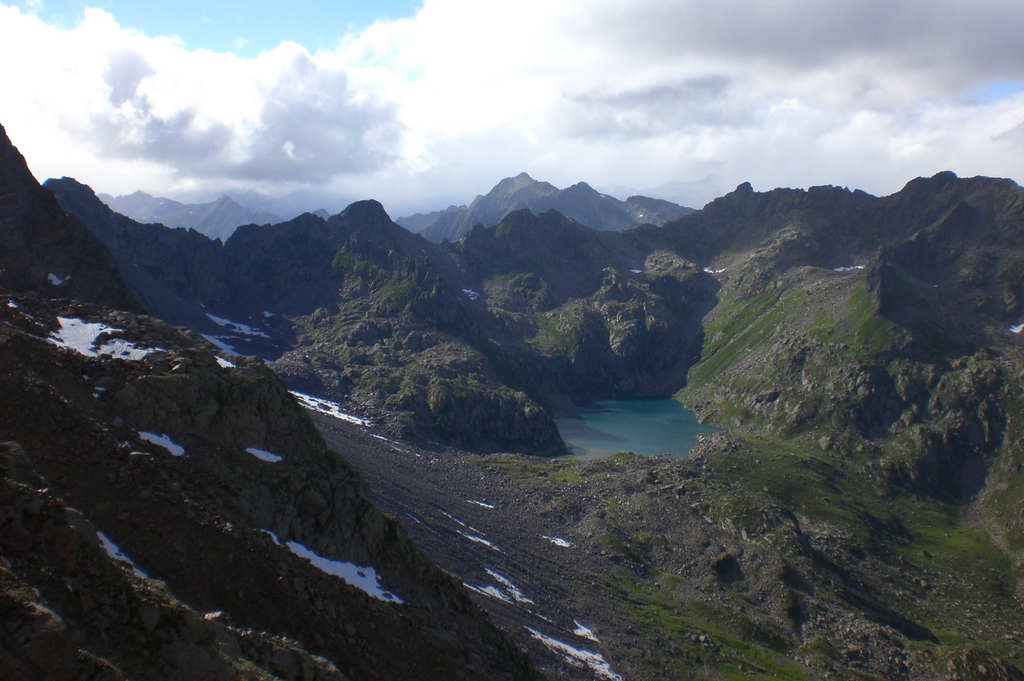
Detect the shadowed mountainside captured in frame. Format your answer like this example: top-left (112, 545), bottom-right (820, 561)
top-left (0, 294), bottom-right (539, 681)
top-left (0, 124), bottom-right (139, 312)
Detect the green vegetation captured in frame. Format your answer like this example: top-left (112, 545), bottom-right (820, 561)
top-left (598, 566), bottom-right (808, 680)
top-left (483, 454), bottom-right (581, 485)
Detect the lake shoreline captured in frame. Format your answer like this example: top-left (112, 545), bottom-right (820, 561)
top-left (553, 398), bottom-right (718, 461)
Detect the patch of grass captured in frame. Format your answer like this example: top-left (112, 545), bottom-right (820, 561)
top-left (482, 454), bottom-right (580, 485)
top-left (379, 280), bottom-right (416, 310)
top-left (599, 568), bottom-right (807, 680)
top-left (688, 290), bottom-right (786, 388)
top-left (527, 302), bottom-right (587, 357)
top-left (846, 282), bottom-right (903, 354)
top-left (705, 429), bottom-right (1024, 648)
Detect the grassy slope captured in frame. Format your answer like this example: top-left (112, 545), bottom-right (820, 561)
top-left (671, 259), bottom-right (1024, 678)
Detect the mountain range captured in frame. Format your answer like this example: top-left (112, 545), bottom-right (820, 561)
top-left (396, 172), bottom-right (693, 242)
top-left (99, 191), bottom-right (286, 242)
top-left (5, 113), bottom-right (1024, 680)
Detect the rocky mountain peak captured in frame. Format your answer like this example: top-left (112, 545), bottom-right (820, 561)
top-left (0, 126), bottom-right (139, 311)
top-left (333, 198), bottom-right (392, 225)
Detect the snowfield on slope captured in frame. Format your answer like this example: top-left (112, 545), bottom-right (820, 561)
top-left (263, 530), bottom-right (402, 603)
top-left (49, 317), bottom-right (157, 360)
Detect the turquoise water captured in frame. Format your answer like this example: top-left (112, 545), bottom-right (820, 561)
top-left (554, 399), bottom-right (718, 460)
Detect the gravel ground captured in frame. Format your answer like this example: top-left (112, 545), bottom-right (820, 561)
top-left (311, 411), bottom-right (634, 681)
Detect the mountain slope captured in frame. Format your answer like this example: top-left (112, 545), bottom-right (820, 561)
top-left (445, 209), bottom-right (717, 406)
top-left (49, 177), bottom-right (567, 453)
top-left (395, 204), bottom-right (462, 233)
top-left (0, 294), bottom-right (539, 681)
top-left (0, 125), bottom-right (139, 312)
top-left (411, 173), bottom-right (693, 243)
top-left (100, 190), bottom-right (283, 242)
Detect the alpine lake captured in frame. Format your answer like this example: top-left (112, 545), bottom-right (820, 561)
top-left (554, 399), bottom-right (718, 460)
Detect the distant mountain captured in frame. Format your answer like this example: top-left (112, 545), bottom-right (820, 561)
top-left (395, 205), bottom-right (463, 233)
top-left (403, 172), bottom-right (694, 242)
top-left (0, 124), bottom-right (139, 311)
top-left (601, 175), bottom-right (730, 209)
top-left (99, 191), bottom-right (283, 241)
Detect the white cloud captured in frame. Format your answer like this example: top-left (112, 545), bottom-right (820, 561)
top-left (0, 5), bottom-right (400, 196)
top-left (1, 0), bottom-right (1023, 215)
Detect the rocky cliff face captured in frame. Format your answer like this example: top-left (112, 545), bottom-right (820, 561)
top-left (447, 209), bottom-right (718, 407)
top-left (671, 173), bottom-right (1024, 508)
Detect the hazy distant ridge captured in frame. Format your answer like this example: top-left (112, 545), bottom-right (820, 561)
top-left (397, 172), bottom-right (693, 242)
top-left (99, 190), bottom-right (283, 241)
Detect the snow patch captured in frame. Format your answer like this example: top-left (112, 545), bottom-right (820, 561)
top-left (7, 300), bottom-right (18, 308)
top-left (833, 265), bottom-right (865, 272)
top-left (47, 273), bottom-right (70, 286)
top-left (464, 583), bottom-right (512, 603)
top-left (97, 531), bottom-right (148, 578)
top-left (542, 535), bottom-right (573, 548)
top-left (467, 499), bottom-right (494, 509)
top-left (263, 311), bottom-right (275, 319)
top-left (630, 269), bottom-right (643, 274)
top-left (201, 334), bottom-right (239, 356)
top-left (459, 531), bottom-right (499, 550)
top-left (371, 434), bottom-right (420, 456)
top-left (290, 391), bottom-right (371, 426)
top-left (265, 530), bottom-right (402, 603)
top-left (486, 569), bottom-right (533, 604)
top-left (1011, 324), bottom-right (1024, 334)
top-left (138, 432), bottom-right (185, 457)
top-left (441, 511), bottom-right (484, 534)
top-left (246, 447), bottom-right (282, 463)
top-left (205, 313), bottom-right (271, 338)
top-left (215, 356), bottom-right (236, 368)
top-left (573, 620), bottom-right (600, 642)
top-left (703, 267), bottom-right (726, 274)
top-left (525, 627), bottom-right (621, 681)
top-left (49, 317), bottom-right (156, 360)
top-left (462, 288), bottom-right (480, 300)
top-left (95, 338), bottom-right (156, 361)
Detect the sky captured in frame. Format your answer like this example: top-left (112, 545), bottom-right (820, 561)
top-left (2, 0), bottom-right (1024, 218)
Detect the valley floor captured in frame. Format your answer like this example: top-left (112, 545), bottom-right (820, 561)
top-left (312, 412), bottom-right (618, 681)
top-left (312, 410), bottom-right (1024, 681)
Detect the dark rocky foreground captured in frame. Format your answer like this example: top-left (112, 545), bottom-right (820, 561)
top-left (0, 293), bottom-right (537, 681)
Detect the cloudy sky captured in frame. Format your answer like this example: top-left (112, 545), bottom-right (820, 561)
top-left (2, 0), bottom-right (1023, 217)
